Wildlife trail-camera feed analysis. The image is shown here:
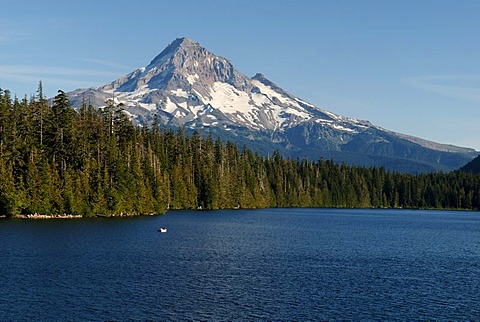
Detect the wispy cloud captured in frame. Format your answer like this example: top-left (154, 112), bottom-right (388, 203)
top-left (0, 27), bottom-right (37, 45)
top-left (0, 65), bottom-right (120, 78)
top-left (0, 64), bottom-right (121, 94)
top-left (404, 75), bottom-right (480, 103)
top-left (81, 58), bottom-right (133, 70)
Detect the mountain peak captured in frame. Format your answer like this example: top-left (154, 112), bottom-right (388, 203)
top-left (168, 37), bottom-right (201, 50)
top-left (148, 37), bottom-right (203, 68)
top-left (142, 37), bottom-right (249, 91)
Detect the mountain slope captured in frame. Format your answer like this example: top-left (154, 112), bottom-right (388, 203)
top-left (66, 37), bottom-right (478, 172)
top-left (460, 155), bottom-right (480, 174)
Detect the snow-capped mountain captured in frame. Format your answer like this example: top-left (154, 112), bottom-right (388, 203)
top-left (67, 37), bottom-right (477, 172)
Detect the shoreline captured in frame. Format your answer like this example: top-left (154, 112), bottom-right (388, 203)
top-left (0, 206), bottom-right (476, 220)
top-left (12, 214), bottom-right (84, 219)
top-left (4, 213), bottom-right (160, 220)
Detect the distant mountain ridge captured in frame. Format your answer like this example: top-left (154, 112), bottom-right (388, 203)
top-left (66, 37), bottom-right (478, 172)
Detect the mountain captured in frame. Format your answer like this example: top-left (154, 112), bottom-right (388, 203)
top-left (66, 37), bottom-right (478, 173)
top-left (460, 155), bottom-right (480, 174)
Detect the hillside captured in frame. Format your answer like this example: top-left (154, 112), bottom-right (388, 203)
top-left (65, 38), bottom-right (477, 173)
top-left (460, 155), bottom-right (480, 174)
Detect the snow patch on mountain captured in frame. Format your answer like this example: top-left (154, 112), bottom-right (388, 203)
top-left (139, 102), bottom-right (157, 111)
top-left (187, 74), bottom-right (199, 84)
top-left (164, 97), bottom-right (177, 113)
top-left (208, 82), bottom-right (252, 114)
top-left (170, 88), bottom-right (189, 98)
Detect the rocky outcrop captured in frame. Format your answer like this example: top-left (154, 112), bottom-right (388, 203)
top-left (13, 214), bottom-right (83, 219)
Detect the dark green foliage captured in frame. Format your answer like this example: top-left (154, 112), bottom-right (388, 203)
top-left (460, 155), bottom-right (480, 174)
top-left (0, 86), bottom-right (479, 217)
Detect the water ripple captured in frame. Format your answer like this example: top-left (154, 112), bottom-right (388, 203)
top-left (1, 209), bottom-right (479, 320)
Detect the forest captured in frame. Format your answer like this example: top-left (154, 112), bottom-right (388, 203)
top-left (0, 84), bottom-right (479, 217)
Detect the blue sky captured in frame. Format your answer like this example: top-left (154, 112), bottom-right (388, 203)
top-left (1, 0), bottom-right (479, 150)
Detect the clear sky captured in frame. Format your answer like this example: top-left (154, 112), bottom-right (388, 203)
top-left (1, 0), bottom-right (479, 150)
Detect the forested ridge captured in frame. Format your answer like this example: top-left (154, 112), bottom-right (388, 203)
top-left (1, 85), bottom-right (479, 217)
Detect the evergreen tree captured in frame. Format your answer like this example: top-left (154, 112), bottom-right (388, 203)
top-left (0, 84), bottom-right (479, 217)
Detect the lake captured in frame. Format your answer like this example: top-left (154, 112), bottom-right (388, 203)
top-left (1, 208), bottom-right (479, 320)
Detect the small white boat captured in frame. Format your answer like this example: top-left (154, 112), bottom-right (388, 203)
top-left (159, 227), bottom-right (167, 233)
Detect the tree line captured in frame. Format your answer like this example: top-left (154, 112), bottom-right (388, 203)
top-left (0, 84), bottom-right (479, 217)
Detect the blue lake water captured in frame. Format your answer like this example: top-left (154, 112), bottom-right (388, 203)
top-left (1, 208), bottom-right (479, 320)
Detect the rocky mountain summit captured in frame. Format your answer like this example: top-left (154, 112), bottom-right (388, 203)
top-left (67, 37), bottom-right (477, 172)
